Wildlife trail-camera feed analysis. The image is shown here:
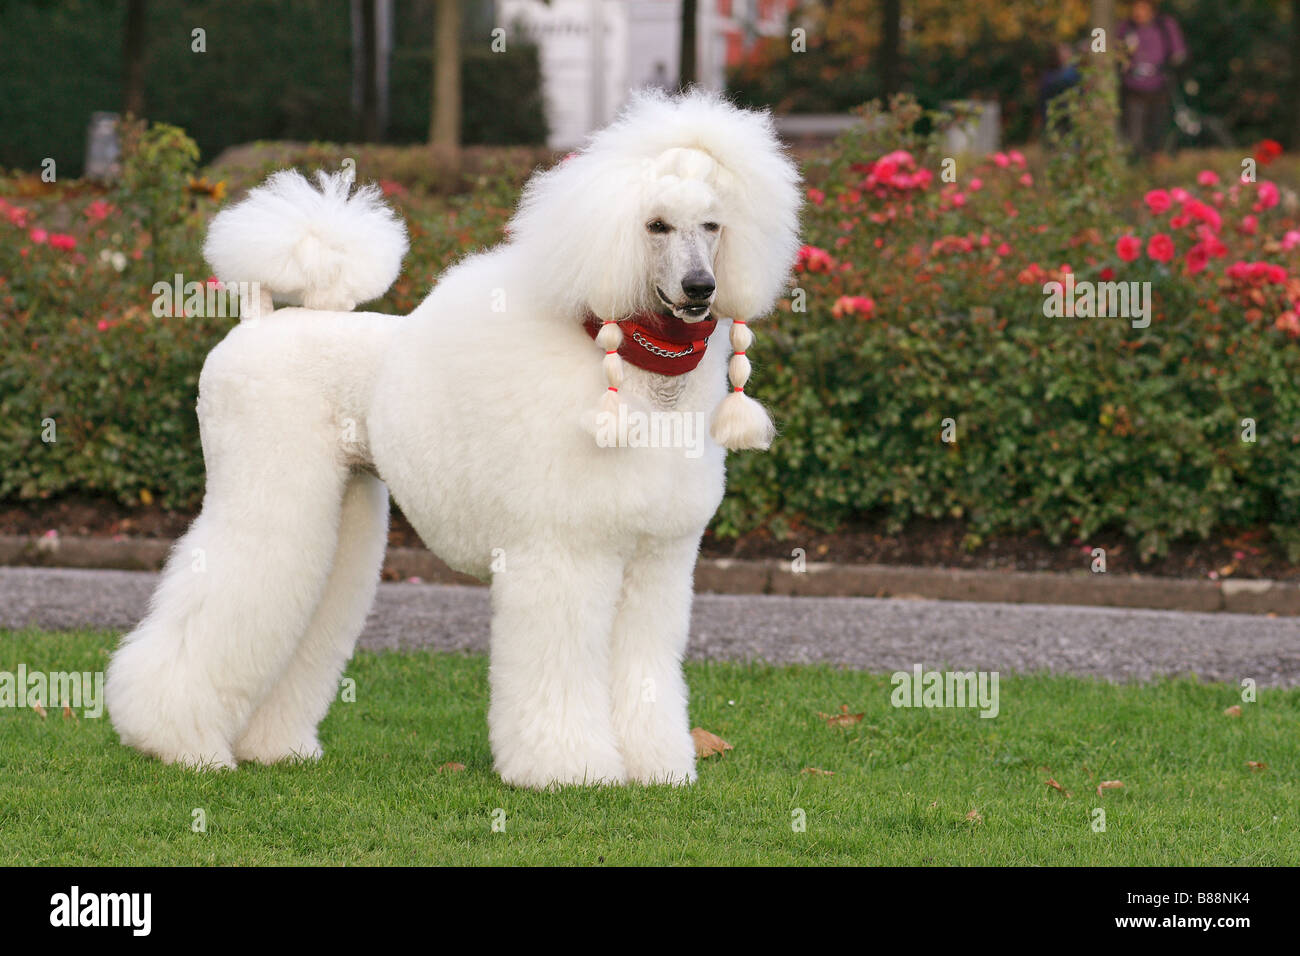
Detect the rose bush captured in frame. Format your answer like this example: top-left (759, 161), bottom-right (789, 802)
top-left (717, 85), bottom-right (1300, 560)
top-left (4, 95), bottom-right (1300, 561)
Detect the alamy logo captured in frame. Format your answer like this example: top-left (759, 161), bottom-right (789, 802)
top-left (0, 664), bottom-right (104, 717)
top-left (1042, 273), bottom-right (1151, 329)
top-left (152, 274), bottom-right (257, 318)
top-left (595, 407), bottom-right (708, 459)
top-left (890, 665), bottom-right (1000, 718)
top-left (50, 886), bottom-right (151, 936)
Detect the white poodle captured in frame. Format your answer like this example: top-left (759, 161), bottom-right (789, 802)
top-left (105, 91), bottom-right (801, 788)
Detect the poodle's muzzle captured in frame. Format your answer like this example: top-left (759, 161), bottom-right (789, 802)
top-left (656, 271), bottom-right (716, 322)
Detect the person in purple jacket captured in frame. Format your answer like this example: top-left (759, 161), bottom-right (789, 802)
top-left (1119, 0), bottom-right (1188, 157)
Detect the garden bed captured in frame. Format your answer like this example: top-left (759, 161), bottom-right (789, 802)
top-left (4, 495), bottom-right (1296, 582)
top-left (5, 95), bottom-right (1300, 568)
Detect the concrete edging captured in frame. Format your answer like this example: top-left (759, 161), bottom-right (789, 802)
top-left (1, 534), bottom-right (1296, 616)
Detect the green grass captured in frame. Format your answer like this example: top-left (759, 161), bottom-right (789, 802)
top-left (1, 629), bottom-right (1297, 865)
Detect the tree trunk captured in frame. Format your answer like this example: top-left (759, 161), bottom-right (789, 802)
top-left (1091, 0), bottom-right (1118, 134)
top-left (357, 0), bottom-right (381, 140)
top-left (679, 0), bottom-right (696, 89)
top-left (122, 0), bottom-right (147, 117)
top-left (431, 0), bottom-right (462, 149)
top-left (880, 0), bottom-right (901, 99)
top-left (1292, 0), bottom-right (1300, 147)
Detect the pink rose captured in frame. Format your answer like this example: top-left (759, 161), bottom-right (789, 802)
top-left (1144, 189), bottom-right (1171, 214)
top-left (1255, 180), bottom-right (1280, 211)
top-left (831, 295), bottom-right (875, 318)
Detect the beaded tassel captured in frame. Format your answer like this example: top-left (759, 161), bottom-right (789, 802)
top-left (710, 319), bottom-right (775, 450)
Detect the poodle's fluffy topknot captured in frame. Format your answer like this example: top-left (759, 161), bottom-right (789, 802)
top-left (509, 89), bottom-right (802, 324)
top-left (204, 170), bottom-right (408, 313)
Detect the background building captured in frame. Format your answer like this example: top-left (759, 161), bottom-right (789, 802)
top-left (498, 0), bottom-right (797, 147)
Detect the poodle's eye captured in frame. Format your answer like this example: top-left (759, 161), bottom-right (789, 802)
top-left (702, 222), bottom-right (720, 233)
top-left (646, 218), bottom-right (672, 234)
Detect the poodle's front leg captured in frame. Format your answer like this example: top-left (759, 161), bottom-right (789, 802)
top-left (488, 547), bottom-right (627, 788)
top-left (609, 536), bottom-right (701, 786)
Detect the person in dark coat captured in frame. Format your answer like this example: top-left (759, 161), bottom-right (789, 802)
top-left (1119, 0), bottom-right (1188, 157)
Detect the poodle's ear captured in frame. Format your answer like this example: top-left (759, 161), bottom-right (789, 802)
top-left (509, 153), bottom-right (651, 322)
top-left (708, 120), bottom-right (802, 322)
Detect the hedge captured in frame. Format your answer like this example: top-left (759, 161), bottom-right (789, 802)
top-left (3, 77), bottom-right (1299, 560)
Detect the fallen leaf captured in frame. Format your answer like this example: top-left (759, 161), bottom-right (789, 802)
top-left (801, 767), bottom-right (834, 776)
top-left (1096, 780), bottom-right (1124, 796)
top-left (691, 727), bottom-right (733, 758)
top-left (1246, 761), bottom-right (1267, 772)
top-left (1223, 705), bottom-right (1242, 717)
top-left (438, 762), bottom-right (465, 773)
top-left (1046, 777), bottom-right (1072, 798)
top-left (965, 809), bottom-right (983, 824)
top-left (31, 702), bottom-right (46, 719)
top-left (817, 704), bottom-right (865, 727)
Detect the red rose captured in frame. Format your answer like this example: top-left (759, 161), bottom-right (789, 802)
top-left (1254, 139), bottom-right (1283, 167)
top-left (1115, 235), bottom-right (1141, 262)
top-left (1146, 233), bottom-right (1175, 263)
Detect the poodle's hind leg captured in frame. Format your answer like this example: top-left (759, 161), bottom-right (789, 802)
top-left (234, 473), bottom-right (389, 764)
top-left (488, 547), bottom-right (628, 789)
top-left (105, 396), bottom-right (349, 770)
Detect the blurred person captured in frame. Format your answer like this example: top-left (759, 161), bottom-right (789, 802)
top-left (1119, 0), bottom-right (1187, 157)
top-left (1039, 40), bottom-right (1082, 139)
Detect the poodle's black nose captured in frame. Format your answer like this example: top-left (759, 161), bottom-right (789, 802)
top-left (682, 272), bottom-right (715, 301)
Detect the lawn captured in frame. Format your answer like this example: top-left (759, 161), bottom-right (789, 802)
top-left (1, 629), bottom-right (1296, 866)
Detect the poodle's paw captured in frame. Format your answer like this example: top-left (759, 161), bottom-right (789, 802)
top-left (494, 744), bottom-right (627, 790)
top-left (621, 729), bottom-right (698, 787)
top-left (158, 743), bottom-right (238, 772)
top-left (234, 725), bottom-right (324, 766)
top-left (626, 759), bottom-right (698, 787)
top-left (109, 700), bottom-right (237, 770)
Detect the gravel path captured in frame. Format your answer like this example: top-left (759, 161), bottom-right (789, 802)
top-left (3, 567), bottom-right (1298, 685)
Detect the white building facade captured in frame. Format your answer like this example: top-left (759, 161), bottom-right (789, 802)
top-left (497, 0), bottom-right (795, 148)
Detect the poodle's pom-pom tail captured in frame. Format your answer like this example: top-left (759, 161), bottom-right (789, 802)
top-left (203, 170), bottom-right (408, 312)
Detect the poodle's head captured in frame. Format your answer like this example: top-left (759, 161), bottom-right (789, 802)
top-left (509, 90), bottom-right (802, 324)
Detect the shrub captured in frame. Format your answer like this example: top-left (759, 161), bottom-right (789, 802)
top-left (3, 90), bottom-right (1299, 561)
top-left (0, 122), bottom-right (527, 509)
top-left (718, 74), bottom-right (1300, 559)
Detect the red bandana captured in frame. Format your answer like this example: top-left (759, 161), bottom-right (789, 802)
top-left (584, 311), bottom-right (717, 376)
